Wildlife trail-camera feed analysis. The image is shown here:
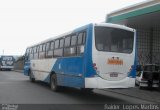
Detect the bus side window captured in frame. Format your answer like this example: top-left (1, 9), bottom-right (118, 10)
top-left (70, 34), bottom-right (77, 56)
top-left (27, 48), bottom-right (30, 60)
top-left (50, 41), bottom-right (54, 57)
top-left (33, 46), bottom-right (36, 59)
top-left (50, 41), bottom-right (54, 50)
top-left (54, 39), bottom-right (59, 57)
top-left (46, 42), bottom-right (50, 51)
top-left (38, 44), bottom-right (42, 59)
top-left (28, 48), bottom-right (31, 60)
top-left (25, 48), bottom-right (29, 61)
top-left (55, 39), bottom-right (59, 49)
top-left (60, 38), bottom-right (64, 56)
top-left (35, 45), bottom-right (39, 59)
top-left (29, 48), bottom-right (34, 60)
top-left (54, 39), bottom-right (63, 57)
top-left (39, 44), bottom-right (45, 59)
top-left (71, 35), bottom-right (77, 46)
top-left (77, 31), bottom-right (86, 55)
top-left (39, 44), bottom-right (43, 52)
top-left (26, 48), bottom-right (29, 55)
top-left (46, 42), bottom-right (50, 58)
top-left (77, 33), bottom-right (83, 45)
top-left (64, 34), bottom-right (78, 57)
top-left (64, 36), bottom-right (71, 57)
top-left (43, 43), bottom-right (46, 58)
top-left (82, 32), bottom-right (86, 44)
top-left (64, 36), bottom-right (71, 47)
top-left (46, 41), bottom-right (54, 58)
top-left (42, 44), bottom-right (46, 52)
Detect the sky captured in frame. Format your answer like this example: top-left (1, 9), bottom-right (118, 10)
top-left (0, 0), bottom-right (146, 55)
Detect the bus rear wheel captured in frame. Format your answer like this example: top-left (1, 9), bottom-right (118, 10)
top-left (50, 74), bottom-right (60, 92)
top-left (29, 70), bottom-right (35, 82)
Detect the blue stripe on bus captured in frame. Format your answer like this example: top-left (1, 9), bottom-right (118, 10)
top-left (128, 30), bottom-right (137, 78)
top-left (84, 24), bottom-right (97, 78)
top-left (128, 59), bottom-right (136, 78)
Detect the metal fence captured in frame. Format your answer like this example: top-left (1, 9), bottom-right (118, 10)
top-left (128, 25), bottom-right (160, 65)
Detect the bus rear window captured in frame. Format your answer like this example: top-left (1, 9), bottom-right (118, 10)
top-left (95, 26), bottom-right (134, 54)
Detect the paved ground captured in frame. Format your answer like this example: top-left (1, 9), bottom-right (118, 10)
top-left (103, 87), bottom-right (160, 103)
top-left (0, 71), bottom-right (159, 110)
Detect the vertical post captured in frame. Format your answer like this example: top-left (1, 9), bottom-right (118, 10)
top-left (150, 27), bottom-right (153, 64)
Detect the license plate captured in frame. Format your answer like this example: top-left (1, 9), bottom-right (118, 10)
top-left (110, 73), bottom-right (118, 77)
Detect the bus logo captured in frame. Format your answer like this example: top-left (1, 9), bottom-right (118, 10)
top-left (107, 57), bottom-right (123, 65)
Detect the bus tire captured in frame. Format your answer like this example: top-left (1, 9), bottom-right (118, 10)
top-left (29, 70), bottom-right (35, 82)
top-left (50, 74), bottom-right (60, 92)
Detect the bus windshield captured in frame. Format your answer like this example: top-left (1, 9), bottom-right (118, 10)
top-left (95, 26), bottom-right (134, 54)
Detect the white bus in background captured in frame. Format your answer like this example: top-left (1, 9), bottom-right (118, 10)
top-left (0, 56), bottom-right (15, 71)
top-left (24, 23), bottom-right (137, 91)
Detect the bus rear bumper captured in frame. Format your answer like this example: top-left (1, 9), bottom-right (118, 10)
top-left (85, 77), bottom-right (135, 88)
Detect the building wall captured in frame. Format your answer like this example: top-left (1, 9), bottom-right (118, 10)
top-left (152, 27), bottom-right (160, 64)
top-left (14, 58), bottom-right (24, 70)
top-left (137, 27), bottom-right (151, 65)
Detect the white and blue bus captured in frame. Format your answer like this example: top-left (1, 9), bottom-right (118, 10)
top-left (24, 23), bottom-right (136, 91)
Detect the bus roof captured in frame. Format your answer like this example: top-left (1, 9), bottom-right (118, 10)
top-left (26, 23), bottom-right (92, 48)
top-left (26, 23), bottom-right (135, 49)
top-left (94, 23), bottom-right (135, 32)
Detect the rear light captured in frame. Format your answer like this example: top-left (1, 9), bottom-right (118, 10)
top-left (93, 63), bottom-right (97, 70)
top-left (141, 77), bottom-right (146, 81)
top-left (128, 66), bottom-right (133, 76)
top-left (129, 66), bottom-right (132, 72)
top-left (93, 63), bottom-right (96, 67)
top-left (129, 65), bottom-right (134, 72)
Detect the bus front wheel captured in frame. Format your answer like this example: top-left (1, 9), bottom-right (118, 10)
top-left (50, 74), bottom-right (60, 92)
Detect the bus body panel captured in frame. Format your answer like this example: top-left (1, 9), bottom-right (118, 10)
top-left (31, 59), bottom-right (56, 81)
top-left (85, 24), bottom-right (136, 88)
top-left (29, 57), bottom-right (85, 88)
top-left (83, 24), bottom-right (96, 77)
top-left (24, 61), bottom-right (30, 76)
top-left (51, 57), bottom-right (85, 88)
